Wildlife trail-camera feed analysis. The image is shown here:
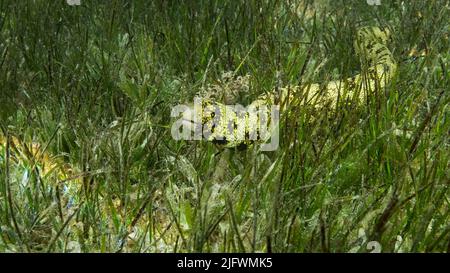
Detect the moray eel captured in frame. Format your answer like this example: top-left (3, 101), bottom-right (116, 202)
top-left (181, 26), bottom-right (397, 149)
top-left (0, 27), bottom-right (397, 176)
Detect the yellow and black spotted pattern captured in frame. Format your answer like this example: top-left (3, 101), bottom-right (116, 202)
top-left (185, 26), bottom-right (397, 149)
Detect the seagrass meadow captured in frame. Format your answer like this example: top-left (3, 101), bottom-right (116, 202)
top-left (0, 0), bottom-right (449, 253)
